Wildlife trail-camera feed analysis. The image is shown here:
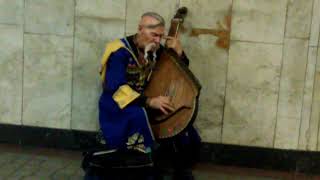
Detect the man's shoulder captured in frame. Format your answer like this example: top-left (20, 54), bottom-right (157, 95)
top-left (111, 47), bottom-right (132, 57)
top-left (105, 39), bottom-right (125, 50)
top-left (109, 36), bottom-right (138, 60)
top-left (104, 38), bottom-right (130, 55)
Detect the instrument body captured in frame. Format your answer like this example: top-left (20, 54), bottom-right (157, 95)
top-left (144, 7), bottom-right (201, 138)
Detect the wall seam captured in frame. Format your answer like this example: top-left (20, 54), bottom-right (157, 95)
top-left (0, 23), bottom-right (20, 26)
top-left (124, 0), bottom-right (128, 35)
top-left (221, 0), bottom-right (234, 144)
top-left (21, 0), bottom-right (26, 127)
top-left (273, 0), bottom-right (290, 148)
top-left (297, 45), bottom-right (312, 150)
top-left (297, 0), bottom-right (316, 150)
top-left (70, 0), bottom-right (76, 130)
top-left (315, 0), bottom-right (320, 150)
top-left (315, 45), bottom-right (320, 151)
top-left (23, 31), bottom-right (73, 37)
top-left (231, 39), bottom-right (283, 45)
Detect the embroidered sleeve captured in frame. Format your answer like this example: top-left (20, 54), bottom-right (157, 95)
top-left (112, 84), bottom-right (140, 109)
top-left (104, 49), bottom-right (141, 109)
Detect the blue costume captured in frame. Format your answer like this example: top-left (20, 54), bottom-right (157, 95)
top-left (99, 36), bottom-right (156, 152)
top-left (97, 35), bottom-right (201, 179)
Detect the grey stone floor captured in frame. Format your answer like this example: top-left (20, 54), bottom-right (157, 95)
top-left (0, 143), bottom-right (318, 180)
top-left (0, 144), bottom-right (83, 180)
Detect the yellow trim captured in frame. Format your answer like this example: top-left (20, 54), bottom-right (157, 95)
top-left (99, 39), bottom-right (125, 83)
top-left (112, 84), bottom-right (140, 109)
top-left (99, 39), bottom-right (139, 84)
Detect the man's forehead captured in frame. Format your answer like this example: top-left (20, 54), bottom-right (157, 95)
top-left (146, 25), bottom-right (165, 34)
top-left (140, 16), bottom-right (164, 27)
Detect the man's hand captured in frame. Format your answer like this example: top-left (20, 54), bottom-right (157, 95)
top-left (164, 35), bottom-right (183, 57)
top-left (146, 96), bottom-right (175, 115)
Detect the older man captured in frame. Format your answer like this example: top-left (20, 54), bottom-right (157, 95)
top-left (98, 12), bottom-right (200, 179)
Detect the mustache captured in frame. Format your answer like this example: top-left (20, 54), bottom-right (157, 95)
top-left (144, 43), bottom-right (158, 60)
top-left (144, 43), bottom-right (158, 52)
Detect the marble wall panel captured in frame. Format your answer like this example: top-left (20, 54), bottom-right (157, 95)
top-left (75, 0), bottom-right (126, 19)
top-left (180, 35), bottom-right (228, 143)
top-left (223, 42), bottom-right (282, 147)
top-left (23, 34), bottom-right (73, 129)
top-left (309, 0), bottom-right (320, 46)
top-left (298, 47), bottom-right (317, 150)
top-left (125, 0), bottom-right (176, 35)
top-left (302, 47), bottom-right (320, 151)
top-left (285, 0), bottom-right (314, 38)
top-left (0, 0), bottom-right (24, 25)
top-left (24, 0), bottom-right (74, 36)
top-left (277, 39), bottom-right (309, 118)
top-left (315, 47), bottom-right (320, 150)
top-left (180, 0), bottom-right (232, 28)
top-left (0, 24), bottom-right (23, 125)
top-left (72, 2), bottom-right (125, 131)
top-left (231, 0), bottom-right (287, 44)
top-left (275, 38), bottom-right (308, 149)
top-left (179, 0), bottom-right (232, 143)
top-left (274, 117), bottom-right (301, 149)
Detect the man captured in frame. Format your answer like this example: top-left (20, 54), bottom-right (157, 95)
top-left (98, 12), bottom-right (200, 179)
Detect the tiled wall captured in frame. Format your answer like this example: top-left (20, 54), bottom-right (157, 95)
top-left (0, 0), bottom-right (319, 151)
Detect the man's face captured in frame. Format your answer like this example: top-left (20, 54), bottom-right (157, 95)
top-left (137, 16), bottom-right (165, 51)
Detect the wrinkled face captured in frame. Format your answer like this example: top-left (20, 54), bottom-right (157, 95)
top-left (137, 16), bottom-right (165, 52)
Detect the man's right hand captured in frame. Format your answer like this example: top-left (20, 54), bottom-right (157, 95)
top-left (146, 96), bottom-right (175, 115)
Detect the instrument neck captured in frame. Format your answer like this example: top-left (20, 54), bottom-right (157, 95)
top-left (167, 19), bottom-right (182, 38)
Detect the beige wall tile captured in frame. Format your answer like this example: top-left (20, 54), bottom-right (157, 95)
top-left (309, 0), bottom-right (320, 46)
top-left (23, 34), bottom-right (73, 129)
top-left (0, 0), bottom-right (23, 25)
top-left (285, 0), bottom-right (314, 38)
top-left (125, 0), bottom-right (176, 35)
top-left (180, 0), bottom-right (232, 28)
top-left (308, 48), bottom-right (320, 150)
top-left (275, 38), bottom-right (309, 149)
top-left (277, 39), bottom-right (308, 119)
top-left (223, 42), bottom-right (282, 147)
top-left (310, 97), bottom-right (320, 151)
top-left (274, 117), bottom-right (300, 149)
top-left (316, 47), bottom-right (320, 151)
top-left (0, 24), bottom-right (23, 125)
top-left (277, 80), bottom-right (305, 118)
top-left (181, 35), bottom-right (228, 143)
top-left (76, 0), bottom-right (126, 19)
top-left (179, 0), bottom-right (232, 143)
top-left (231, 0), bottom-right (287, 43)
top-left (298, 47), bottom-right (317, 150)
top-left (72, 15), bottom-right (125, 131)
top-left (25, 0), bottom-right (74, 35)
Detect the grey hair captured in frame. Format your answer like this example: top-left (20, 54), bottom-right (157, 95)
top-left (141, 12), bottom-right (165, 28)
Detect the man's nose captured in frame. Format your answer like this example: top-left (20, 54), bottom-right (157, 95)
top-left (154, 36), bottom-right (161, 43)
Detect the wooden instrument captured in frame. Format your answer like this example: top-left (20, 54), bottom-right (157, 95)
top-left (144, 7), bottom-right (201, 139)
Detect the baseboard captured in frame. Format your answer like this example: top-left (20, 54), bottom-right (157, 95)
top-left (199, 143), bottom-right (320, 174)
top-left (0, 123), bottom-right (98, 150)
top-left (0, 123), bottom-right (319, 174)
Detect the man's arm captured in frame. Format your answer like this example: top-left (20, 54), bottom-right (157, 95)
top-left (104, 49), bottom-right (140, 109)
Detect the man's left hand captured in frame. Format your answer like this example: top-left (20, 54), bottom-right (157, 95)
top-left (164, 35), bottom-right (183, 57)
